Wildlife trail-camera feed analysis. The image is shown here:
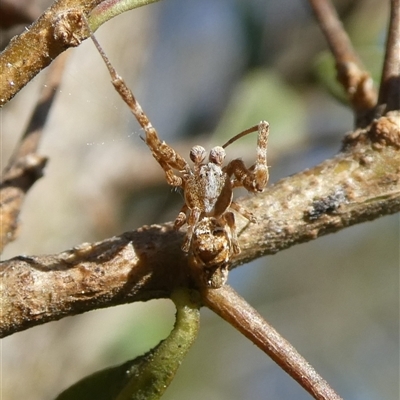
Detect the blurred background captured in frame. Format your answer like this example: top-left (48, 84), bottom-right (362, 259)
top-left (1, 0), bottom-right (398, 399)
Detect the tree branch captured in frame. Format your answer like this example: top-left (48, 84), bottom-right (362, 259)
top-left (201, 285), bottom-right (343, 400)
top-left (378, 0), bottom-right (400, 112)
top-left (0, 0), bottom-right (100, 107)
top-left (308, 0), bottom-right (377, 124)
top-left (0, 0), bottom-right (160, 107)
top-left (2, 118), bottom-right (399, 338)
top-left (0, 52), bottom-right (69, 253)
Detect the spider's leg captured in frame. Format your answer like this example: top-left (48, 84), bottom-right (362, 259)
top-left (174, 204), bottom-right (188, 230)
top-left (230, 201), bottom-right (256, 223)
top-left (181, 207), bottom-right (201, 252)
top-left (89, 31), bottom-right (189, 186)
top-left (225, 121), bottom-right (269, 193)
top-left (223, 212), bottom-right (240, 255)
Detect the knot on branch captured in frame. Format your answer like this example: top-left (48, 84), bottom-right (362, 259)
top-left (337, 61), bottom-right (377, 112)
top-left (342, 112), bottom-right (400, 151)
top-left (2, 154), bottom-right (48, 186)
top-left (370, 112), bottom-right (400, 149)
top-left (53, 10), bottom-right (88, 48)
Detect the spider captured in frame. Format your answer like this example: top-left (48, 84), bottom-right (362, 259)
top-left (89, 33), bottom-right (270, 287)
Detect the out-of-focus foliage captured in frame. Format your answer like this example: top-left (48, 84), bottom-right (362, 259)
top-left (314, 47), bottom-right (384, 105)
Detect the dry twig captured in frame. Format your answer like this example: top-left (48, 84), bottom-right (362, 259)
top-left (0, 52), bottom-right (69, 252)
top-left (202, 285), bottom-right (343, 400)
top-left (378, 0), bottom-right (400, 111)
top-left (308, 0), bottom-right (377, 123)
top-left (0, 0), bottom-right (102, 107)
top-left (0, 0), bottom-right (160, 107)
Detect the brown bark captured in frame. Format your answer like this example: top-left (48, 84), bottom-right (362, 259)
top-left (2, 117), bottom-right (399, 338)
top-left (0, 0), bottom-right (103, 107)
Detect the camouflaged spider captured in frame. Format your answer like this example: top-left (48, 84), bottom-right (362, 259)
top-left (90, 34), bottom-right (270, 287)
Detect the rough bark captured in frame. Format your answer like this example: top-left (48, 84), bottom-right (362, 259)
top-left (2, 115), bottom-right (399, 338)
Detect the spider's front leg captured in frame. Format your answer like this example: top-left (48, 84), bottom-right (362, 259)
top-left (225, 121), bottom-right (270, 193)
top-left (89, 31), bottom-right (189, 187)
top-left (145, 131), bottom-right (190, 187)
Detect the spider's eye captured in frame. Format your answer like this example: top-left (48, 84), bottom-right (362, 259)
top-left (209, 146), bottom-right (225, 165)
top-left (190, 145), bottom-right (207, 164)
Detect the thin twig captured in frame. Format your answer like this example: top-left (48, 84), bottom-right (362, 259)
top-left (201, 285), bottom-right (343, 400)
top-left (5, 52), bottom-right (69, 167)
top-left (378, 0), bottom-right (400, 112)
top-left (0, 51), bottom-right (69, 252)
top-left (308, 0), bottom-right (377, 122)
top-left (0, 0), bottom-right (103, 107)
top-left (0, 0), bottom-right (161, 107)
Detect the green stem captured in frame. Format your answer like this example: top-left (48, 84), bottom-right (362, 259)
top-left (55, 288), bottom-right (201, 400)
top-left (89, 0), bottom-right (161, 31)
top-left (115, 287), bottom-right (201, 400)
